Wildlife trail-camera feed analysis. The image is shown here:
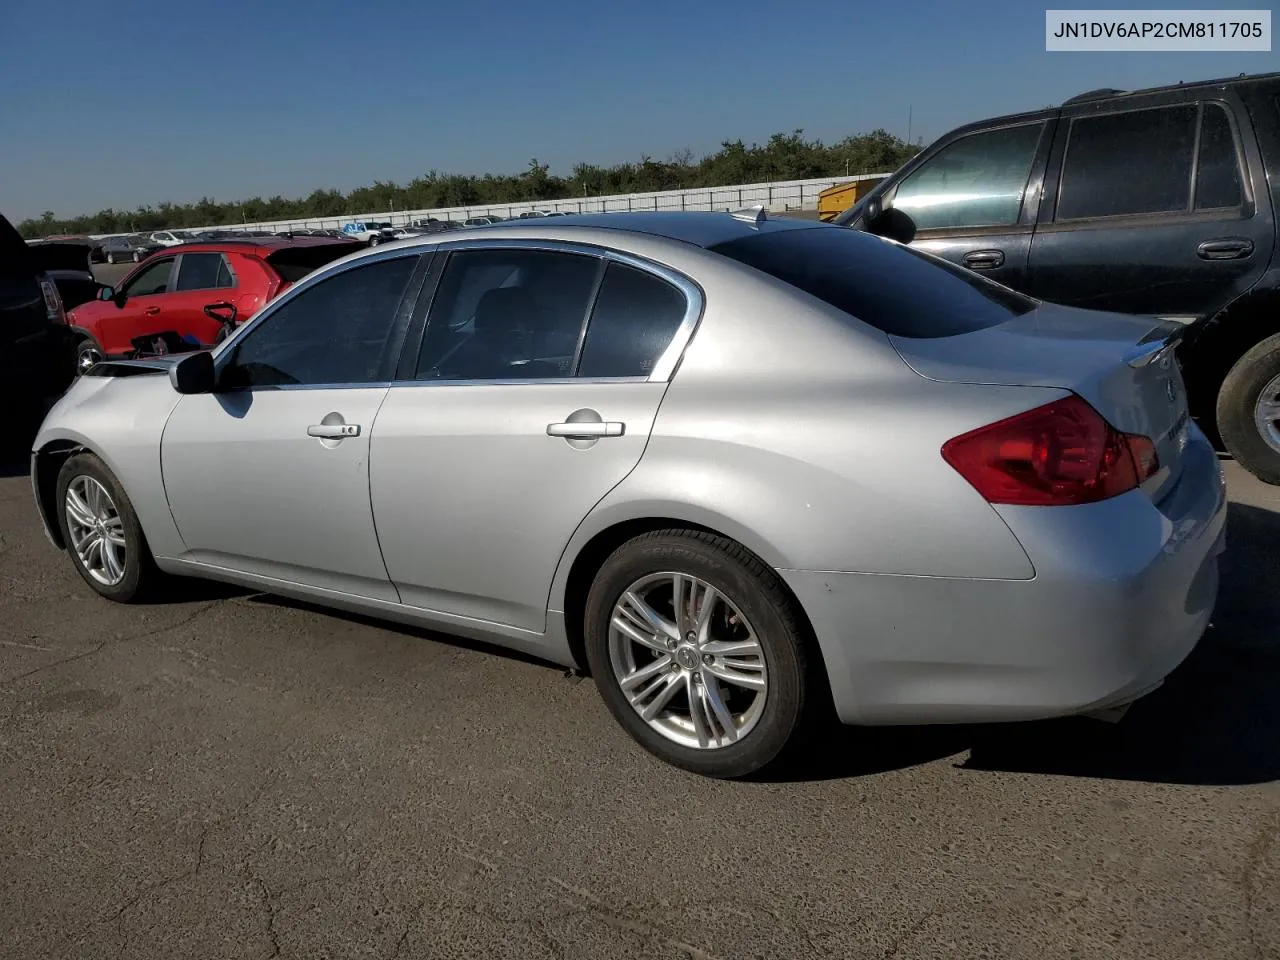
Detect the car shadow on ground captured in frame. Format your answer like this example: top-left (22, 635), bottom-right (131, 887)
top-left (775, 500), bottom-right (1280, 787)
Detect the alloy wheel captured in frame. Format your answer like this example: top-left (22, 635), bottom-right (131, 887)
top-left (607, 572), bottom-right (768, 750)
top-left (1255, 373), bottom-right (1280, 455)
top-left (64, 476), bottom-right (127, 586)
top-left (76, 344), bottom-right (103, 375)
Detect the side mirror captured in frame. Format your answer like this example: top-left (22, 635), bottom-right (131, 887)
top-left (95, 284), bottom-right (116, 302)
top-left (864, 207), bottom-right (918, 245)
top-left (169, 350), bottom-right (216, 395)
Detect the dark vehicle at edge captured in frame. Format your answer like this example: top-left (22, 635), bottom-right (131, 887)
top-left (838, 70), bottom-right (1280, 484)
top-left (0, 214), bottom-right (78, 422)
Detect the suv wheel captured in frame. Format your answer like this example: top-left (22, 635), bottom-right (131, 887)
top-left (106, 251), bottom-right (115, 264)
top-left (583, 530), bottom-right (815, 778)
top-left (1217, 331), bottom-right (1280, 485)
top-left (132, 250), bottom-right (141, 262)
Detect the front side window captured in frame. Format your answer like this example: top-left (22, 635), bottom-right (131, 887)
top-left (890, 123), bottom-right (1044, 230)
top-left (413, 248), bottom-right (600, 381)
top-left (1057, 105), bottom-right (1198, 220)
top-left (176, 253), bottom-right (234, 291)
top-left (123, 258), bottom-right (174, 297)
top-left (710, 226), bottom-right (1036, 339)
top-left (220, 254), bottom-right (417, 388)
top-left (577, 263), bottom-right (688, 378)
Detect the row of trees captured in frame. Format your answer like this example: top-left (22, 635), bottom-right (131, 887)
top-left (17, 129), bottom-right (918, 238)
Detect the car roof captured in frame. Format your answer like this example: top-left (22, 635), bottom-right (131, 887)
top-left (456, 210), bottom-right (828, 249)
top-left (940, 70), bottom-right (1280, 135)
top-left (161, 236), bottom-right (363, 255)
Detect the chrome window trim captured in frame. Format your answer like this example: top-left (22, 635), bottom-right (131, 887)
top-left (403, 237), bottom-right (705, 384)
top-left (211, 246), bottom-right (426, 365)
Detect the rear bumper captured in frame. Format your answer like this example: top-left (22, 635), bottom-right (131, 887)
top-left (783, 424), bottom-right (1227, 726)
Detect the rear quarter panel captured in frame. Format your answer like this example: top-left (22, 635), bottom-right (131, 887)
top-left (549, 257), bottom-right (1053, 620)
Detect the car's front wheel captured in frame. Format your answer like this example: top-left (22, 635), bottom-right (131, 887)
top-left (55, 453), bottom-right (163, 602)
top-left (132, 250), bottom-right (141, 262)
top-left (584, 530), bottom-right (815, 778)
top-left (106, 252), bottom-right (115, 264)
top-left (1217, 331), bottom-right (1280, 485)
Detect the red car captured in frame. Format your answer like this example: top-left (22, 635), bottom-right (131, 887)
top-left (67, 236), bottom-right (362, 373)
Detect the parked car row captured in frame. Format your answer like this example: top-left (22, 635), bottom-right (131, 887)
top-left (66, 235), bottom-right (364, 373)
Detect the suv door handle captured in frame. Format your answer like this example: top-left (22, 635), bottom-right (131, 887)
top-left (962, 249), bottom-right (1005, 269)
top-left (144, 306), bottom-right (161, 315)
top-left (547, 421), bottom-right (624, 438)
top-left (307, 423), bottom-right (360, 438)
top-left (1197, 238), bottom-right (1254, 260)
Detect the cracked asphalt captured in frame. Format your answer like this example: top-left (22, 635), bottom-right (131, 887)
top-left (1, 438), bottom-right (1278, 960)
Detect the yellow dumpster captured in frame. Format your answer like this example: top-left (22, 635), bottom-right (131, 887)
top-left (818, 177), bottom-right (887, 222)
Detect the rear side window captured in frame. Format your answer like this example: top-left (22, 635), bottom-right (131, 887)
top-left (1194, 104), bottom-right (1244, 210)
top-left (1057, 105), bottom-right (1198, 220)
top-left (176, 253), bottom-right (233, 291)
top-left (709, 227), bottom-right (1036, 339)
top-left (577, 263), bottom-right (687, 378)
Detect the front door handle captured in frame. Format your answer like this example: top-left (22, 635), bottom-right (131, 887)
top-left (144, 306), bottom-right (161, 315)
top-left (307, 423), bottom-right (360, 439)
top-left (1197, 238), bottom-right (1254, 260)
top-left (962, 249), bottom-right (1005, 270)
top-left (547, 421), bottom-right (624, 438)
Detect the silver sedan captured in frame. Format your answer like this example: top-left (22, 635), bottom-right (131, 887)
top-left (30, 212), bottom-right (1227, 778)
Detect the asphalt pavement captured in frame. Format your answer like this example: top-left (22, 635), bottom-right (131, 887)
top-left (2, 433), bottom-right (1278, 958)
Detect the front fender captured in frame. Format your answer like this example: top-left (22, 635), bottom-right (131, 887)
top-left (32, 375), bottom-right (186, 559)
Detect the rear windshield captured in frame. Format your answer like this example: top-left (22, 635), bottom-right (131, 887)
top-left (266, 241), bottom-right (364, 282)
top-left (708, 227), bottom-right (1037, 339)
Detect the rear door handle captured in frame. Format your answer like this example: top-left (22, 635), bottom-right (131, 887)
top-left (307, 423), bottom-right (360, 438)
top-left (1197, 238), bottom-right (1254, 260)
top-left (962, 249), bottom-right (1005, 270)
top-left (144, 306), bottom-right (161, 315)
top-left (547, 421), bottom-right (624, 438)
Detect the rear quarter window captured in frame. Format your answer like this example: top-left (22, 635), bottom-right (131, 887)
top-left (709, 227), bottom-right (1036, 339)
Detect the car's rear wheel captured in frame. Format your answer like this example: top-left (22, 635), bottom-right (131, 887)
top-left (583, 530), bottom-right (814, 778)
top-left (132, 250), bottom-right (141, 262)
top-left (55, 453), bottom-right (163, 602)
top-left (1217, 331), bottom-right (1280, 485)
top-left (74, 337), bottom-right (103, 376)
top-left (106, 252), bottom-right (115, 264)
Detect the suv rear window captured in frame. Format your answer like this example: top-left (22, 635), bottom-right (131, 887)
top-left (708, 227), bottom-right (1036, 339)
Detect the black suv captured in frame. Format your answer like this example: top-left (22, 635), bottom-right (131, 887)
top-left (1, 214), bottom-right (78, 425)
top-left (837, 71), bottom-right (1280, 484)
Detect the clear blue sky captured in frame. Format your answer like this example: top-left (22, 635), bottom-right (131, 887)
top-left (2, 0), bottom-right (1274, 222)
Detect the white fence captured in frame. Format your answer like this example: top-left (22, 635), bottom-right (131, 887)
top-left (100, 174), bottom-right (886, 238)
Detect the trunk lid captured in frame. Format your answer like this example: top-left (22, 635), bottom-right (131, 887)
top-left (889, 304), bottom-right (1191, 501)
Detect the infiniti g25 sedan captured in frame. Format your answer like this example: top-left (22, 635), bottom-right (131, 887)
top-left (30, 212), bottom-right (1227, 778)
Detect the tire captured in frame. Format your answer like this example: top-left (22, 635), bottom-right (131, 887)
top-left (132, 251), bottom-right (141, 262)
top-left (1216, 331), bottom-right (1280, 485)
top-left (106, 252), bottom-right (115, 265)
top-left (583, 529), bottom-right (815, 778)
top-left (369, 236), bottom-right (380, 247)
top-left (55, 452), bottom-right (164, 602)
top-left (74, 337), bottom-right (104, 377)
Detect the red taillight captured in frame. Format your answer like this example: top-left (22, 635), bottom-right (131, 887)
top-left (38, 278), bottom-right (67, 324)
top-left (941, 394), bottom-right (1160, 506)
